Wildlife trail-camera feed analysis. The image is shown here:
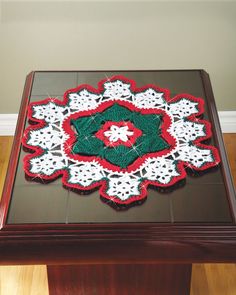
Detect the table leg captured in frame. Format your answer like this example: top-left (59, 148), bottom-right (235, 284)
top-left (47, 264), bottom-right (192, 295)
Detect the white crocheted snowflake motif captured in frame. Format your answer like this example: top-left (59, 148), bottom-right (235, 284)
top-left (23, 75), bottom-right (220, 209)
top-left (104, 125), bottom-right (134, 143)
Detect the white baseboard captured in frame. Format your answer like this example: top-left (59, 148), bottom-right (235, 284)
top-left (0, 111), bottom-right (236, 136)
top-left (218, 111), bottom-right (236, 133)
top-left (0, 114), bottom-right (18, 136)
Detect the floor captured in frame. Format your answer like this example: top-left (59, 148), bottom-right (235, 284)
top-left (0, 134), bottom-right (236, 295)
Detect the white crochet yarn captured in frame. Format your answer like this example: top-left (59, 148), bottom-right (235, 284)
top-left (27, 125), bottom-right (68, 150)
top-left (30, 151), bottom-right (66, 176)
top-left (68, 90), bottom-right (100, 111)
top-left (104, 125), bottom-right (134, 143)
top-left (68, 162), bottom-right (105, 187)
top-left (103, 79), bottom-right (132, 100)
top-left (106, 174), bottom-right (140, 201)
top-left (32, 102), bottom-right (66, 124)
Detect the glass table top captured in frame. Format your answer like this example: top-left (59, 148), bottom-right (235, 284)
top-left (6, 70), bottom-right (232, 224)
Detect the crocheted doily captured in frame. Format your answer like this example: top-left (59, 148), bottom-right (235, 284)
top-left (22, 75), bottom-right (220, 209)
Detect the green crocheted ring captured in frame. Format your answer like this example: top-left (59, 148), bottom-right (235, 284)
top-left (72, 103), bottom-right (169, 168)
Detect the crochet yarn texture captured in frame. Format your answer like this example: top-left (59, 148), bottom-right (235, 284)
top-left (22, 75), bottom-right (220, 209)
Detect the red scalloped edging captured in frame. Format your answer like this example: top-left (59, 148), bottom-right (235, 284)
top-left (22, 75), bottom-right (221, 208)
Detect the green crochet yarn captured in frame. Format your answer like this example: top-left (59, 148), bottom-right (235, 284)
top-left (71, 103), bottom-right (169, 168)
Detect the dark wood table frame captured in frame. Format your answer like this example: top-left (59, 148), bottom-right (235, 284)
top-left (0, 70), bottom-right (236, 295)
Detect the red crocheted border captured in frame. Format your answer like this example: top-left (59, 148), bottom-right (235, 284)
top-left (60, 161), bottom-right (187, 205)
top-left (22, 75), bottom-right (220, 205)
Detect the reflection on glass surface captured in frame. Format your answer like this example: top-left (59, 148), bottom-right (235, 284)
top-left (7, 71), bottom-right (232, 224)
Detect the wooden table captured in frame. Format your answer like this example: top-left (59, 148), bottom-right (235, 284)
top-left (0, 70), bottom-right (235, 295)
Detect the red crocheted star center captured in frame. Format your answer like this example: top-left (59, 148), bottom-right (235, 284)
top-left (95, 121), bottom-right (142, 147)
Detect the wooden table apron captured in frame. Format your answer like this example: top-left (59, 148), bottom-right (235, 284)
top-left (0, 70), bottom-right (236, 295)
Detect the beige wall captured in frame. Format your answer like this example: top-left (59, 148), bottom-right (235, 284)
top-left (0, 1), bottom-right (236, 113)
